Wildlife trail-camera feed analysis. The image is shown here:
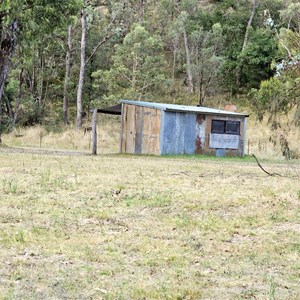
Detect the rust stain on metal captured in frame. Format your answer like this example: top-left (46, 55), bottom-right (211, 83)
top-left (195, 114), bottom-right (206, 154)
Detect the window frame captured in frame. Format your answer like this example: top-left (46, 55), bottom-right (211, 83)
top-left (211, 119), bottom-right (240, 135)
top-left (225, 121), bottom-right (240, 135)
top-left (211, 120), bottom-right (226, 134)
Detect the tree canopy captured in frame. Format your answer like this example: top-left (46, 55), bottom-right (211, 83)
top-left (0, 0), bottom-right (299, 136)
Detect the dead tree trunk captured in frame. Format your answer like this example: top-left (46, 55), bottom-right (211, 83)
top-left (76, 9), bottom-right (87, 129)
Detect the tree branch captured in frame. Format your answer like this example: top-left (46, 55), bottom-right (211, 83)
top-left (85, 33), bottom-right (114, 65)
top-left (252, 154), bottom-right (282, 177)
top-left (85, 14), bottom-right (117, 65)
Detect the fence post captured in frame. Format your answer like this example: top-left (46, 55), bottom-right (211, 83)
top-left (248, 138), bottom-right (250, 155)
top-left (92, 108), bottom-right (97, 155)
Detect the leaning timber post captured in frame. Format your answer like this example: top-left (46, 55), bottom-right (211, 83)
top-left (91, 108), bottom-right (97, 155)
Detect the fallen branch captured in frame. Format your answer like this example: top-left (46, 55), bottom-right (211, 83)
top-left (252, 154), bottom-right (282, 177)
top-left (170, 171), bottom-right (191, 177)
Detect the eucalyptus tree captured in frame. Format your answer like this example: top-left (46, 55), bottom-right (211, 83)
top-left (76, 2), bottom-right (88, 129)
top-left (0, 1), bottom-right (18, 121)
top-left (75, 0), bottom-right (128, 128)
top-left (156, 0), bottom-right (226, 103)
top-left (249, 0), bottom-right (300, 157)
top-left (93, 24), bottom-right (168, 101)
top-left (253, 0), bottom-right (300, 119)
top-left (214, 0), bottom-right (282, 94)
top-left (190, 23), bottom-right (224, 106)
top-left (0, 0), bottom-right (81, 137)
top-left (160, 0), bottom-right (200, 95)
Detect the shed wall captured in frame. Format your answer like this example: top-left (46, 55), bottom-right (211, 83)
top-left (120, 103), bottom-right (246, 156)
top-left (162, 112), bottom-right (203, 155)
top-left (120, 104), bottom-right (161, 154)
top-left (203, 115), bottom-right (246, 156)
top-left (161, 112), bottom-right (246, 156)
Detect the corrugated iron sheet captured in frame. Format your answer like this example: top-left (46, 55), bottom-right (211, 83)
top-left (120, 104), bottom-right (161, 155)
top-left (119, 100), bottom-right (249, 117)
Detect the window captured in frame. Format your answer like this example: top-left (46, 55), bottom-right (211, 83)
top-left (211, 120), bottom-right (240, 135)
top-left (225, 121), bottom-right (240, 134)
top-left (211, 120), bottom-right (225, 134)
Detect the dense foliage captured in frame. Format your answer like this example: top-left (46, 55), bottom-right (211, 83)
top-left (0, 0), bottom-right (299, 133)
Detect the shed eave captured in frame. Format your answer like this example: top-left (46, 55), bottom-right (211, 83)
top-left (119, 99), bottom-right (249, 118)
top-left (164, 108), bottom-right (249, 118)
top-left (96, 103), bottom-right (122, 115)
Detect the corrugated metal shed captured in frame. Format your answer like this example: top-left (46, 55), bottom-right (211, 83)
top-left (117, 100), bottom-right (249, 157)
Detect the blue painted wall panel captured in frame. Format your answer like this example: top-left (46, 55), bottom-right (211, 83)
top-left (162, 112), bottom-right (197, 155)
top-left (174, 112), bottom-right (185, 154)
top-left (162, 112), bottom-right (176, 154)
top-left (134, 107), bottom-right (143, 154)
top-left (184, 113), bottom-right (197, 154)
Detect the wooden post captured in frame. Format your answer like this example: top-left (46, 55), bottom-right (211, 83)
top-left (39, 131), bottom-right (43, 148)
top-left (248, 138), bottom-right (250, 155)
top-left (92, 108), bottom-right (97, 155)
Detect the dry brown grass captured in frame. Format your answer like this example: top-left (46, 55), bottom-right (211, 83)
top-left (246, 112), bottom-right (300, 159)
top-left (0, 115), bottom-right (300, 299)
top-left (3, 115), bottom-right (120, 154)
top-left (0, 145), bottom-right (300, 299)
top-left (3, 113), bottom-right (300, 159)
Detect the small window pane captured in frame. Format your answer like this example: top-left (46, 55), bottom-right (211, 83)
top-left (211, 120), bottom-right (225, 134)
top-left (225, 121), bottom-right (240, 134)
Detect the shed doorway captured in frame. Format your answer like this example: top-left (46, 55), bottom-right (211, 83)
top-left (93, 104), bottom-right (121, 154)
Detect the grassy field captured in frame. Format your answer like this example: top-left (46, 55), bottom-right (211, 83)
top-left (0, 142), bottom-right (300, 299)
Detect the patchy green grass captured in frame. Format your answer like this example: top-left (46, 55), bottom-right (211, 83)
top-left (0, 149), bottom-right (299, 299)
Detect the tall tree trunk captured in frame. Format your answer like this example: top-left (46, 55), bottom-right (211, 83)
top-left (63, 25), bottom-right (72, 125)
top-left (236, 0), bottom-right (258, 87)
top-left (91, 108), bottom-right (97, 155)
top-left (0, 20), bottom-right (18, 143)
top-left (183, 29), bottom-right (194, 94)
top-left (31, 65), bottom-right (35, 95)
top-left (38, 50), bottom-right (44, 108)
top-left (242, 0), bottom-right (258, 52)
top-left (172, 37), bottom-right (179, 83)
top-left (76, 9), bottom-right (87, 129)
top-left (13, 68), bottom-right (23, 126)
top-left (0, 58), bottom-right (11, 129)
top-left (198, 70), bottom-right (204, 106)
top-left (5, 95), bottom-right (13, 120)
top-left (138, 0), bottom-right (144, 22)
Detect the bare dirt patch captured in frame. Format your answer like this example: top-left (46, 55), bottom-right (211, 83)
top-left (0, 145), bottom-right (88, 156)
